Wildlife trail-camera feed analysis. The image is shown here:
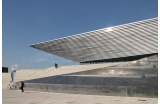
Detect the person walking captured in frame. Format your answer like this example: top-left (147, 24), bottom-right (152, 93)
top-left (55, 63), bottom-right (58, 69)
top-left (20, 81), bottom-right (25, 92)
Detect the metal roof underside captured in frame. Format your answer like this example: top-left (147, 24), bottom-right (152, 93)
top-left (30, 18), bottom-right (158, 62)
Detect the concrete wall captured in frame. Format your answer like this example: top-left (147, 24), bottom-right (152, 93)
top-left (16, 83), bottom-right (157, 98)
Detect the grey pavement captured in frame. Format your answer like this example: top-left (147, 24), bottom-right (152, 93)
top-left (2, 89), bottom-right (158, 104)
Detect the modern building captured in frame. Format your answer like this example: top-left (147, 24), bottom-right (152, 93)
top-left (30, 17), bottom-right (158, 64)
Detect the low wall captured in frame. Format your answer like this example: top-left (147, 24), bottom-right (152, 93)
top-left (16, 83), bottom-right (157, 98)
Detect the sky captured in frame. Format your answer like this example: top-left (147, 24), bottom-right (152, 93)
top-left (2, 0), bottom-right (158, 70)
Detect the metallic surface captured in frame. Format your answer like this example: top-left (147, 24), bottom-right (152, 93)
top-left (30, 18), bottom-right (158, 62)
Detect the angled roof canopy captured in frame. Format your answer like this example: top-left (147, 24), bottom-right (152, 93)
top-left (30, 17), bottom-right (158, 62)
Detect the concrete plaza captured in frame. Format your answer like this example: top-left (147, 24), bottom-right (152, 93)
top-left (3, 89), bottom-right (158, 104)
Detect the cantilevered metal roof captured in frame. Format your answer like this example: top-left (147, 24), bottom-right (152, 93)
top-left (30, 17), bottom-right (158, 62)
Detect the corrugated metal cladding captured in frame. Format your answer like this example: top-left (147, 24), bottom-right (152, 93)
top-left (30, 17), bottom-right (158, 62)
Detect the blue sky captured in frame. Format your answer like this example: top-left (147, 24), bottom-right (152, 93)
top-left (2, 0), bottom-right (158, 69)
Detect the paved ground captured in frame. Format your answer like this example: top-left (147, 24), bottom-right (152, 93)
top-left (2, 89), bottom-right (158, 104)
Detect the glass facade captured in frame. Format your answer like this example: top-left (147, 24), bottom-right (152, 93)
top-left (80, 53), bottom-right (157, 65)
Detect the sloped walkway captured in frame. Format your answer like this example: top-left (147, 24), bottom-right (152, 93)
top-left (3, 63), bottom-right (120, 89)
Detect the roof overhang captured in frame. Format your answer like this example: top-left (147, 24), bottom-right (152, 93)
top-left (30, 17), bottom-right (158, 62)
